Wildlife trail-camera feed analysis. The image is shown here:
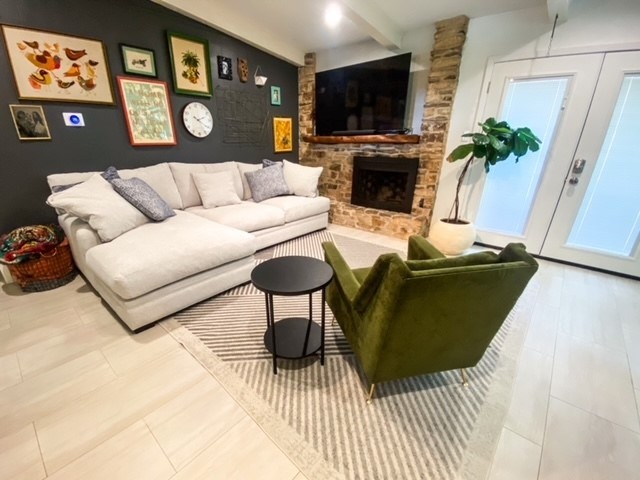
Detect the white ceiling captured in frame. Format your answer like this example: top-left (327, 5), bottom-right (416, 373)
top-left (152, 0), bottom-right (555, 65)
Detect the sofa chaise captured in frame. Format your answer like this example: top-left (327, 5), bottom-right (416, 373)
top-left (46, 160), bottom-right (329, 332)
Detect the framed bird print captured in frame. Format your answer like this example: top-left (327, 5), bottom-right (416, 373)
top-left (120, 44), bottom-right (157, 77)
top-left (1, 24), bottom-right (115, 104)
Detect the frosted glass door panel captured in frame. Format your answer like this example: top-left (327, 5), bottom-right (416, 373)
top-left (475, 78), bottom-right (568, 236)
top-left (567, 75), bottom-right (640, 256)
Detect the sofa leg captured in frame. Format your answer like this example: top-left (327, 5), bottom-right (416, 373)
top-left (366, 384), bottom-right (376, 404)
top-left (460, 369), bottom-right (469, 387)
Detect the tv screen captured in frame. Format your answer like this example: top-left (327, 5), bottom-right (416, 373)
top-left (315, 52), bottom-right (412, 136)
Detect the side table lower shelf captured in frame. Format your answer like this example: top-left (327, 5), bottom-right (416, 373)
top-left (263, 317), bottom-right (322, 359)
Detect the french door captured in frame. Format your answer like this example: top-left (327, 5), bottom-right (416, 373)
top-left (470, 51), bottom-right (640, 277)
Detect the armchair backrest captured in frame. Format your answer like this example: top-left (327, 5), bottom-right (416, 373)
top-left (340, 243), bottom-right (538, 384)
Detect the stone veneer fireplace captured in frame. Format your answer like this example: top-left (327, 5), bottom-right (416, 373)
top-left (297, 16), bottom-right (469, 238)
top-left (351, 156), bottom-right (419, 214)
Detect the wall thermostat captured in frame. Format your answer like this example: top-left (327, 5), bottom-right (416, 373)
top-left (63, 112), bottom-right (85, 127)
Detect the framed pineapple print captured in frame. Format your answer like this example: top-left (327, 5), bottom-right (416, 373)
top-left (167, 31), bottom-right (212, 97)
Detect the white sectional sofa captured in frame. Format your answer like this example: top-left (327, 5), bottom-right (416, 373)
top-left (46, 161), bottom-right (329, 331)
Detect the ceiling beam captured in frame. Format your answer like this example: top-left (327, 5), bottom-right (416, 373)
top-left (151, 0), bottom-right (306, 65)
top-left (547, 0), bottom-right (571, 23)
top-left (339, 0), bottom-right (403, 50)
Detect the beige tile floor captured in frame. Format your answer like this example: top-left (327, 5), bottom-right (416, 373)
top-left (0, 224), bottom-right (638, 479)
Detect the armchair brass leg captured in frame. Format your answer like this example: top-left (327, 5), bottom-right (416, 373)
top-left (366, 384), bottom-right (376, 404)
top-left (460, 369), bottom-right (469, 387)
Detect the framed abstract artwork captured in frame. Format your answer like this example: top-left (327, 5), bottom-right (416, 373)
top-left (167, 31), bottom-right (212, 97)
top-left (9, 104), bottom-right (51, 141)
top-left (270, 86), bottom-right (281, 106)
top-left (273, 117), bottom-right (293, 153)
top-left (217, 56), bottom-right (232, 80)
top-left (117, 76), bottom-right (177, 146)
top-left (120, 44), bottom-right (156, 77)
top-left (1, 24), bottom-right (115, 104)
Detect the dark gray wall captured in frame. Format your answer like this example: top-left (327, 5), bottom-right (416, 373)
top-left (0, 0), bottom-right (298, 232)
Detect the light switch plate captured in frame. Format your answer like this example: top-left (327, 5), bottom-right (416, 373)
top-left (63, 112), bottom-right (85, 127)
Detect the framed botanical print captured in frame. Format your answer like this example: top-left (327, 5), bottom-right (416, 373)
top-left (117, 76), bottom-right (177, 146)
top-left (1, 24), bottom-right (115, 104)
top-left (273, 117), bottom-right (293, 153)
top-left (217, 56), bottom-right (232, 80)
top-left (9, 104), bottom-right (51, 141)
top-left (270, 86), bottom-right (281, 106)
top-left (120, 44), bottom-right (156, 77)
top-left (167, 31), bottom-right (212, 97)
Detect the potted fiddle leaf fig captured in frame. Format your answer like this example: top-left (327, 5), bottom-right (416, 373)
top-left (429, 117), bottom-right (541, 255)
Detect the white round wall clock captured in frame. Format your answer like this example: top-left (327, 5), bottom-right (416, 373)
top-left (182, 102), bottom-right (213, 138)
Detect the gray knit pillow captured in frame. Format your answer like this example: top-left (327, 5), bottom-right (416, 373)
top-left (244, 165), bottom-right (290, 202)
top-left (111, 177), bottom-right (175, 221)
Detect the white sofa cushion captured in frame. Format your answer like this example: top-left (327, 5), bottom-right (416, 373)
top-left (85, 210), bottom-right (256, 299)
top-left (169, 162), bottom-right (243, 208)
top-left (282, 160), bottom-right (322, 197)
top-left (47, 174), bottom-right (150, 242)
top-left (260, 195), bottom-right (331, 223)
top-left (186, 202), bottom-right (285, 232)
top-left (46, 163), bottom-right (183, 210)
top-left (236, 162), bottom-right (262, 200)
top-left (193, 171), bottom-right (242, 208)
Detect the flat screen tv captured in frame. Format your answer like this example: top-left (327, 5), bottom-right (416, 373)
top-left (315, 52), bottom-right (412, 136)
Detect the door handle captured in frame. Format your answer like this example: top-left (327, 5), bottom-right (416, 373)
top-left (572, 158), bottom-right (586, 174)
top-left (568, 176), bottom-right (579, 185)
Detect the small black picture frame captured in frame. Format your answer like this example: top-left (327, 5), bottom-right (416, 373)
top-left (217, 56), bottom-right (232, 80)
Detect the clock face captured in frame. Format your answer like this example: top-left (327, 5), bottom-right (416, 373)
top-left (182, 102), bottom-right (213, 138)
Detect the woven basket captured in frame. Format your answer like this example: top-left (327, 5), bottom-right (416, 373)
top-left (8, 238), bottom-right (77, 292)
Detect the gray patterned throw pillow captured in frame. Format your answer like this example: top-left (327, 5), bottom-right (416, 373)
top-left (244, 164), bottom-right (290, 202)
top-left (111, 177), bottom-right (175, 221)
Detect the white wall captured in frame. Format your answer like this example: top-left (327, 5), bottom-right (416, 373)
top-left (434, 0), bottom-right (640, 222)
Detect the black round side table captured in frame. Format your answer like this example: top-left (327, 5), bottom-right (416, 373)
top-left (251, 255), bottom-right (334, 375)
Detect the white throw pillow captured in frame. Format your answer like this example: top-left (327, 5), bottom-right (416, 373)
top-left (236, 162), bottom-right (262, 200)
top-left (46, 174), bottom-right (150, 242)
top-left (193, 171), bottom-right (242, 208)
top-left (282, 160), bottom-right (322, 197)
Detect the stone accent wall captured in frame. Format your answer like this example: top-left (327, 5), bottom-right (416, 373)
top-left (298, 16), bottom-right (469, 239)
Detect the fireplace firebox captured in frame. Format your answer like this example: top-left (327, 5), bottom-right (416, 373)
top-left (351, 156), bottom-right (419, 214)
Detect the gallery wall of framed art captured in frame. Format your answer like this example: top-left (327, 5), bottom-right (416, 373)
top-left (0, 0), bottom-right (298, 232)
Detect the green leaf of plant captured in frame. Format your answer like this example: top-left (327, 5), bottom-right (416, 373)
top-left (472, 133), bottom-right (490, 145)
top-left (473, 144), bottom-right (487, 159)
top-left (488, 134), bottom-right (509, 154)
top-left (513, 135), bottom-right (528, 157)
top-left (447, 143), bottom-right (474, 162)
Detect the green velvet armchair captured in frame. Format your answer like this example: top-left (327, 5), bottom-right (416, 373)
top-left (322, 235), bottom-right (538, 401)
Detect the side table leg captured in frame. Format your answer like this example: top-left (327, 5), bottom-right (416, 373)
top-left (267, 293), bottom-right (278, 375)
top-left (321, 288), bottom-right (326, 366)
top-left (302, 293), bottom-right (313, 356)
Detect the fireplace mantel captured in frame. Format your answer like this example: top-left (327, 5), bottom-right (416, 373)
top-left (302, 134), bottom-right (420, 145)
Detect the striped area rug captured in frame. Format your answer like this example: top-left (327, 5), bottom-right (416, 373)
top-left (162, 230), bottom-right (536, 480)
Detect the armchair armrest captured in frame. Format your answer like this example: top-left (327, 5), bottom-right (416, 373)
top-left (322, 241), bottom-right (360, 301)
top-left (407, 235), bottom-right (446, 261)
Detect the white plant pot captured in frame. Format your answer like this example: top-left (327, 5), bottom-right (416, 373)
top-left (428, 218), bottom-right (477, 256)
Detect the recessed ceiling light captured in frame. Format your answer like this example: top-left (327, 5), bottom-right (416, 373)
top-left (325, 3), bottom-right (342, 28)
